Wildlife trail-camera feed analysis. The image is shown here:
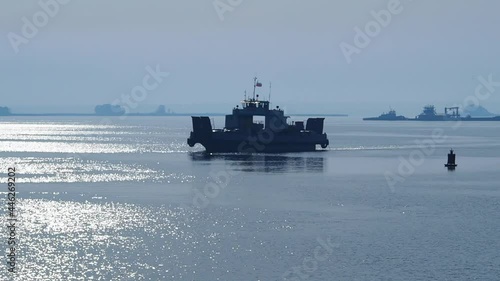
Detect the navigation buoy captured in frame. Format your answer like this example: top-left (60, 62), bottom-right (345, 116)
top-left (445, 149), bottom-right (457, 170)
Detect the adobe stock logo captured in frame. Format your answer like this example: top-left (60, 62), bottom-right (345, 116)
top-left (213, 0), bottom-right (243, 21)
top-left (112, 65), bottom-right (169, 120)
top-left (7, 0), bottom-right (71, 54)
top-left (339, 0), bottom-right (411, 64)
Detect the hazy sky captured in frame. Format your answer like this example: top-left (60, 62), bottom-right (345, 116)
top-left (1, 0), bottom-right (500, 115)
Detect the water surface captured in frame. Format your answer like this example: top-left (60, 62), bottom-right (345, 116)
top-left (1, 117), bottom-right (499, 280)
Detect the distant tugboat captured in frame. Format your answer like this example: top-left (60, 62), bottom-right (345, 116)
top-left (445, 149), bottom-right (457, 170)
top-left (363, 109), bottom-right (407, 121)
top-left (187, 78), bottom-right (329, 153)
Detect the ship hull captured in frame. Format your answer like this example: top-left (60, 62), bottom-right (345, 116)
top-left (196, 140), bottom-right (317, 153)
top-left (188, 132), bottom-right (329, 153)
top-left (365, 117), bottom-right (500, 121)
top-left (409, 117), bottom-right (500, 121)
top-left (363, 117), bottom-right (407, 121)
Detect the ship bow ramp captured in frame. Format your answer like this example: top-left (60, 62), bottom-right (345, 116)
top-left (187, 117), bottom-right (212, 147)
top-left (305, 118), bottom-right (325, 134)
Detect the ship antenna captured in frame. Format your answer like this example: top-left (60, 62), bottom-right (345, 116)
top-left (269, 82), bottom-right (272, 102)
top-left (244, 90), bottom-right (247, 100)
top-left (253, 77), bottom-right (257, 100)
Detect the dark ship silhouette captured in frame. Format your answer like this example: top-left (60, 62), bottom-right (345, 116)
top-left (414, 105), bottom-right (460, 121)
top-left (187, 78), bottom-right (329, 153)
top-left (363, 109), bottom-right (407, 120)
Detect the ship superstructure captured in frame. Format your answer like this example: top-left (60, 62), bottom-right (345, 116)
top-left (415, 105), bottom-right (461, 121)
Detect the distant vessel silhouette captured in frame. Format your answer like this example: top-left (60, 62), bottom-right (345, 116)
top-left (187, 78), bottom-right (329, 153)
top-left (363, 109), bottom-right (407, 121)
top-left (364, 105), bottom-right (500, 121)
top-left (414, 105), bottom-right (460, 121)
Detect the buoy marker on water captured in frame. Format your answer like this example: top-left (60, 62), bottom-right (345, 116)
top-left (445, 149), bottom-right (457, 170)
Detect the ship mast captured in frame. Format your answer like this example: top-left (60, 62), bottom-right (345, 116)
top-left (269, 82), bottom-right (272, 102)
top-left (252, 77), bottom-right (257, 100)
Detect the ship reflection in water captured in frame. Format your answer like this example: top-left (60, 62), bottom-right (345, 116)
top-left (189, 152), bottom-right (325, 173)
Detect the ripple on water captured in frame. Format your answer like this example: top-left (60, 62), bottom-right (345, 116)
top-left (0, 157), bottom-right (194, 184)
top-left (4, 199), bottom-right (280, 280)
top-left (0, 122), bottom-right (191, 154)
top-left (7, 199), bottom-right (184, 280)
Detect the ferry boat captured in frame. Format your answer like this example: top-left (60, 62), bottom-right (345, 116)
top-left (187, 78), bottom-right (329, 153)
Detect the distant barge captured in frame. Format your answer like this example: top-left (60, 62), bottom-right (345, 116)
top-left (187, 78), bottom-right (329, 153)
top-left (364, 105), bottom-right (500, 121)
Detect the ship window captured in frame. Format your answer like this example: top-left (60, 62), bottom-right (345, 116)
top-left (254, 116), bottom-right (265, 124)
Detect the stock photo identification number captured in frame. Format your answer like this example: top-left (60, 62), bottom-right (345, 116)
top-left (7, 167), bottom-right (17, 273)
